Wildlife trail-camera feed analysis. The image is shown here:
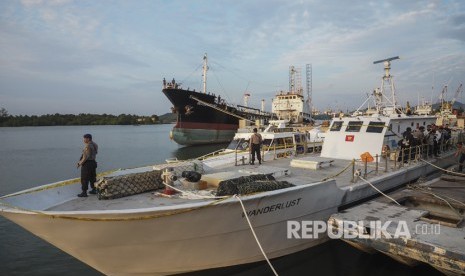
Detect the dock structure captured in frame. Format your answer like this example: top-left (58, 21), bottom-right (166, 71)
top-left (329, 176), bottom-right (465, 275)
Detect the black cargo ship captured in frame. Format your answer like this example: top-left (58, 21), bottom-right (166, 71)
top-left (163, 81), bottom-right (270, 145)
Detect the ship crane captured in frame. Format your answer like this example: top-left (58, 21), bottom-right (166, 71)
top-left (438, 83), bottom-right (462, 113)
top-left (450, 83), bottom-right (463, 107)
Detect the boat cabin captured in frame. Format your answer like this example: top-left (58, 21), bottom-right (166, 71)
top-left (321, 115), bottom-right (436, 160)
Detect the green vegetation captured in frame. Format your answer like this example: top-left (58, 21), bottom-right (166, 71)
top-left (0, 108), bottom-right (176, 127)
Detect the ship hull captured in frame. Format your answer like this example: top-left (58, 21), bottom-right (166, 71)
top-left (171, 122), bottom-right (237, 145)
top-left (0, 152), bottom-right (458, 275)
top-left (163, 88), bottom-right (239, 146)
top-left (0, 179), bottom-right (344, 276)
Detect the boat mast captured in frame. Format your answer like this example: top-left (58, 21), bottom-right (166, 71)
top-left (373, 56), bottom-right (400, 116)
top-left (202, 53), bottom-right (208, 94)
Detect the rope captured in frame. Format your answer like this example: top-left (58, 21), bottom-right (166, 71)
top-left (234, 195), bottom-right (279, 276)
top-left (190, 96), bottom-right (256, 123)
top-left (420, 158), bottom-right (465, 177)
top-left (407, 184), bottom-right (463, 216)
top-left (358, 176), bottom-right (401, 205)
top-left (161, 182), bottom-right (229, 200)
top-left (0, 168), bottom-right (122, 200)
top-left (321, 161), bottom-right (353, 181)
top-left (0, 194), bottom-right (229, 221)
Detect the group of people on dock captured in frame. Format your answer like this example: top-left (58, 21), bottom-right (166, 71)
top-left (396, 124), bottom-right (452, 163)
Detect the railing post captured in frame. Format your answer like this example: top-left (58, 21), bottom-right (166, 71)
top-left (408, 146), bottom-right (412, 165)
top-left (401, 148), bottom-right (404, 167)
top-left (375, 154), bottom-right (379, 174)
top-left (352, 159), bottom-right (355, 183)
top-left (364, 158), bottom-right (368, 178)
top-left (274, 144), bottom-right (276, 160)
top-left (384, 152), bottom-right (388, 172)
top-left (394, 150), bottom-right (397, 169)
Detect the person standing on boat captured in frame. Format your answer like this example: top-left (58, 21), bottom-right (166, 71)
top-left (455, 142), bottom-right (465, 172)
top-left (431, 125), bottom-right (441, 157)
top-left (77, 134), bottom-right (98, 197)
top-left (249, 128), bottom-right (262, 165)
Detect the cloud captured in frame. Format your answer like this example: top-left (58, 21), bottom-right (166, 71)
top-left (20, 0), bottom-right (72, 8)
top-left (1, 0), bottom-right (465, 115)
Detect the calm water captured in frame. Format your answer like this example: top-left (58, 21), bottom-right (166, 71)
top-left (0, 125), bottom-right (440, 275)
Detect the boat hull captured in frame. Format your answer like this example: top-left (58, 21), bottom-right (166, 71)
top-left (0, 152), bottom-right (458, 275)
top-left (1, 180), bottom-right (344, 275)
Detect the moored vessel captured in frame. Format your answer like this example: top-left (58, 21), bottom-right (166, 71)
top-left (162, 54), bottom-right (271, 146)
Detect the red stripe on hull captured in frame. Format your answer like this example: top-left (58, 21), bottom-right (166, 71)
top-left (175, 121), bottom-right (238, 130)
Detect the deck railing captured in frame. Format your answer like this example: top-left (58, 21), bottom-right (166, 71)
top-left (351, 132), bottom-right (464, 182)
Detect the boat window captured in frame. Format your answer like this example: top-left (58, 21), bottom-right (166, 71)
top-left (272, 138), bottom-right (285, 147)
top-left (262, 139), bottom-right (272, 147)
top-left (346, 121), bottom-right (363, 132)
top-left (330, 121), bottom-right (343, 131)
top-left (294, 134), bottom-right (301, 143)
top-left (366, 121), bottom-right (385, 133)
top-left (285, 136), bottom-right (293, 145)
top-left (226, 139), bottom-right (248, 150)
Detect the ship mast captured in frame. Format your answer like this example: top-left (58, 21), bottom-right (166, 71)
top-left (373, 56), bottom-right (401, 116)
top-left (306, 64), bottom-right (312, 118)
top-left (202, 53), bottom-right (208, 94)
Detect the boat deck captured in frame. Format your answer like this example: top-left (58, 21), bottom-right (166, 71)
top-left (45, 150), bottom-right (454, 212)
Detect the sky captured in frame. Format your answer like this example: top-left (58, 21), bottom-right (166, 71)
top-left (0, 0), bottom-right (464, 116)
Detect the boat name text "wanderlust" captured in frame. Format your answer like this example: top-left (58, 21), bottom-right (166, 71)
top-left (242, 198), bottom-right (302, 218)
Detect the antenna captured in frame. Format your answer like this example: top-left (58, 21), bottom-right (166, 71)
top-left (202, 53), bottom-right (208, 94)
top-left (372, 56), bottom-right (401, 116)
top-left (306, 64), bottom-right (312, 118)
top-left (289, 66), bottom-right (303, 95)
top-left (373, 56), bottom-right (400, 64)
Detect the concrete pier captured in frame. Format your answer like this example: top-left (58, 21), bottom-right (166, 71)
top-left (329, 176), bottom-right (465, 275)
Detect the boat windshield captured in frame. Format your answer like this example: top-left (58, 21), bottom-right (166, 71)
top-left (226, 138), bottom-right (249, 150)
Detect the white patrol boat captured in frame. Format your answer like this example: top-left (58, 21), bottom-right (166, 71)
top-left (200, 119), bottom-right (324, 169)
top-left (0, 57), bottom-right (462, 276)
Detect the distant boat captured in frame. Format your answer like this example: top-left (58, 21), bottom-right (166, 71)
top-left (162, 54), bottom-right (271, 146)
